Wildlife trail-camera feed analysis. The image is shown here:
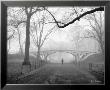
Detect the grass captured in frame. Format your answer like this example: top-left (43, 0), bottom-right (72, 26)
top-left (7, 53), bottom-right (46, 84)
top-left (7, 62), bottom-right (22, 83)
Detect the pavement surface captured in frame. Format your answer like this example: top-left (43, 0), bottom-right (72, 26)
top-left (17, 63), bottom-right (99, 84)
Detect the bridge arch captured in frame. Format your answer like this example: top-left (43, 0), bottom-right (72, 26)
top-left (44, 51), bottom-right (77, 63)
top-left (40, 50), bottom-right (97, 63)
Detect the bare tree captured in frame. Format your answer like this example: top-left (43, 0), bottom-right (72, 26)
top-left (17, 27), bottom-right (24, 55)
top-left (7, 8), bottom-right (26, 54)
top-left (80, 11), bottom-right (105, 54)
top-left (30, 11), bottom-right (57, 67)
top-left (7, 26), bottom-right (15, 53)
top-left (22, 7), bottom-right (45, 65)
top-left (45, 7), bottom-right (104, 28)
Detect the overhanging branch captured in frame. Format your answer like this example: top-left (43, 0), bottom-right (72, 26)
top-left (45, 7), bottom-right (104, 28)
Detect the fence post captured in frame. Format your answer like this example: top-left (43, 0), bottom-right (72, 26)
top-left (89, 63), bottom-right (92, 71)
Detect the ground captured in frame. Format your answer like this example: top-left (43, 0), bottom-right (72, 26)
top-left (7, 53), bottom-right (104, 84)
top-left (16, 63), bottom-right (102, 84)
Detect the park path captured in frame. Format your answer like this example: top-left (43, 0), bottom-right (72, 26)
top-left (17, 63), bottom-right (98, 84)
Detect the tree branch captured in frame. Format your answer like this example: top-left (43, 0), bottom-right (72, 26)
top-left (39, 16), bottom-right (45, 46)
top-left (7, 30), bottom-right (15, 40)
top-left (31, 7), bottom-right (44, 16)
top-left (92, 13), bottom-right (102, 35)
top-left (87, 18), bottom-right (100, 41)
top-left (25, 7), bottom-right (28, 15)
top-left (40, 25), bottom-right (56, 47)
top-left (30, 31), bottom-right (38, 47)
top-left (45, 7), bottom-right (104, 28)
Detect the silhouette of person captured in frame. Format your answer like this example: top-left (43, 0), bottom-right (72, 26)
top-left (61, 58), bottom-right (64, 64)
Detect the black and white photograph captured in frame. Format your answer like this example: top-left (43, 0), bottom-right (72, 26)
top-left (7, 6), bottom-right (105, 85)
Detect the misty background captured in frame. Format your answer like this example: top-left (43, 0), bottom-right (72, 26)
top-left (7, 7), bottom-right (104, 63)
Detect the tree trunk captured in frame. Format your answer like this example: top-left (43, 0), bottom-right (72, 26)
top-left (35, 46), bottom-right (41, 68)
top-left (100, 40), bottom-right (105, 55)
top-left (7, 39), bottom-right (10, 53)
top-left (17, 28), bottom-right (23, 55)
top-left (22, 15), bottom-right (31, 65)
top-left (37, 46), bottom-right (41, 60)
top-left (98, 36), bottom-right (105, 55)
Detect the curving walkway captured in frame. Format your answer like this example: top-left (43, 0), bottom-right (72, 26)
top-left (17, 63), bottom-right (99, 84)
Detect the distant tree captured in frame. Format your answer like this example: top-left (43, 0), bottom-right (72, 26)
top-left (68, 25), bottom-right (82, 51)
top-left (7, 26), bottom-right (15, 53)
top-left (30, 10), bottom-right (57, 66)
top-left (47, 7), bottom-right (104, 54)
top-left (81, 11), bottom-right (104, 54)
top-left (7, 7), bottom-right (26, 54)
top-left (23, 7), bottom-right (46, 65)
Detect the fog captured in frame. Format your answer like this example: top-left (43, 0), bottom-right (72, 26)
top-left (47, 52), bottom-right (74, 63)
top-left (7, 7), bottom-right (104, 63)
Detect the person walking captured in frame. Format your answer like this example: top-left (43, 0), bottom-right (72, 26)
top-left (61, 58), bottom-right (64, 64)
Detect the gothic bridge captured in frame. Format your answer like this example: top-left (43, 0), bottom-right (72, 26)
top-left (34, 50), bottom-right (98, 62)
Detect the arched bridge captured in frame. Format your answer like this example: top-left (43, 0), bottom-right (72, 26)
top-left (33, 50), bottom-right (98, 62)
